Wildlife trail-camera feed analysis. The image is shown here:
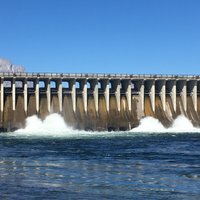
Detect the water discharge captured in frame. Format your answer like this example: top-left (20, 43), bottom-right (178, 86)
top-left (131, 115), bottom-right (200, 133)
top-left (10, 113), bottom-right (200, 138)
top-left (17, 113), bottom-right (72, 133)
top-left (14, 113), bottom-right (75, 137)
top-left (14, 113), bottom-right (108, 138)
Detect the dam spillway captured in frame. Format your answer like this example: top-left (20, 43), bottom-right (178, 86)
top-left (0, 72), bottom-right (200, 131)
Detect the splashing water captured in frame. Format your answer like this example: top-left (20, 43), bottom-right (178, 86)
top-left (13, 113), bottom-right (110, 138)
top-left (130, 117), bottom-right (166, 132)
top-left (131, 115), bottom-right (200, 133)
top-left (169, 115), bottom-right (198, 132)
top-left (7, 113), bottom-right (200, 138)
top-left (14, 113), bottom-right (75, 137)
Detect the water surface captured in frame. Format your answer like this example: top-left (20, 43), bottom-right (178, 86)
top-left (0, 131), bottom-right (200, 199)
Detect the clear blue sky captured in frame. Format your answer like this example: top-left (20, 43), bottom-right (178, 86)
top-left (0, 0), bottom-right (200, 74)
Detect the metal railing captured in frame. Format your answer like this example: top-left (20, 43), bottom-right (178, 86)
top-left (0, 72), bottom-right (200, 79)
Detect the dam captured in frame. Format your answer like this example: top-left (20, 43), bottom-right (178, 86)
top-left (0, 72), bottom-right (200, 131)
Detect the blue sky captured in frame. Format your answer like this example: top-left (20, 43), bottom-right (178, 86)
top-left (0, 0), bottom-right (200, 74)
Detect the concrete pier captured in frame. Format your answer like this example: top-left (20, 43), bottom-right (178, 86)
top-left (122, 80), bottom-right (131, 111)
top-left (81, 79), bottom-right (87, 113)
top-left (167, 80), bottom-right (177, 112)
top-left (100, 79), bottom-right (110, 112)
top-left (1, 78), bottom-right (4, 112)
top-left (47, 79), bottom-right (51, 112)
top-left (145, 80), bottom-right (155, 112)
top-left (0, 73), bottom-right (200, 131)
top-left (70, 79), bottom-right (76, 113)
top-left (24, 79), bottom-right (28, 113)
top-left (188, 80), bottom-right (197, 112)
top-left (156, 80), bottom-right (166, 111)
top-left (58, 80), bottom-right (62, 112)
top-left (12, 79), bottom-right (16, 111)
top-left (90, 79), bottom-right (98, 113)
top-left (35, 79), bottom-right (39, 113)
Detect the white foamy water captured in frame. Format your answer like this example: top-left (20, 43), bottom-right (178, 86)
top-left (6, 113), bottom-right (200, 138)
top-left (13, 113), bottom-right (110, 138)
top-left (14, 113), bottom-right (76, 137)
top-left (131, 115), bottom-right (200, 133)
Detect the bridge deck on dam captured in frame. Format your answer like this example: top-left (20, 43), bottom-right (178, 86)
top-left (0, 72), bottom-right (200, 131)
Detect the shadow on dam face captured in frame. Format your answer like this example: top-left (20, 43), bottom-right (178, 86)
top-left (1, 73), bottom-right (200, 131)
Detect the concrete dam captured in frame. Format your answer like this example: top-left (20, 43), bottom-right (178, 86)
top-left (0, 72), bottom-right (200, 131)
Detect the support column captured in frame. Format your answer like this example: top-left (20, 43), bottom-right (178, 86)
top-left (191, 81), bottom-right (197, 112)
top-left (140, 80), bottom-right (144, 113)
top-left (35, 79), bottom-right (39, 113)
top-left (160, 80), bottom-right (166, 112)
top-left (171, 80), bottom-right (176, 112)
top-left (70, 79), bottom-right (76, 112)
top-left (91, 80), bottom-right (98, 113)
top-left (47, 79), bottom-right (51, 113)
top-left (125, 80), bottom-right (131, 111)
top-left (104, 80), bottom-right (110, 112)
top-left (149, 80), bottom-right (155, 112)
top-left (12, 78), bottom-right (16, 111)
top-left (181, 81), bottom-right (187, 112)
top-left (81, 79), bottom-right (87, 113)
top-left (101, 79), bottom-right (110, 112)
top-left (24, 79), bottom-right (28, 114)
top-left (1, 78), bottom-right (4, 112)
top-left (58, 79), bottom-right (63, 112)
top-left (114, 80), bottom-right (121, 112)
